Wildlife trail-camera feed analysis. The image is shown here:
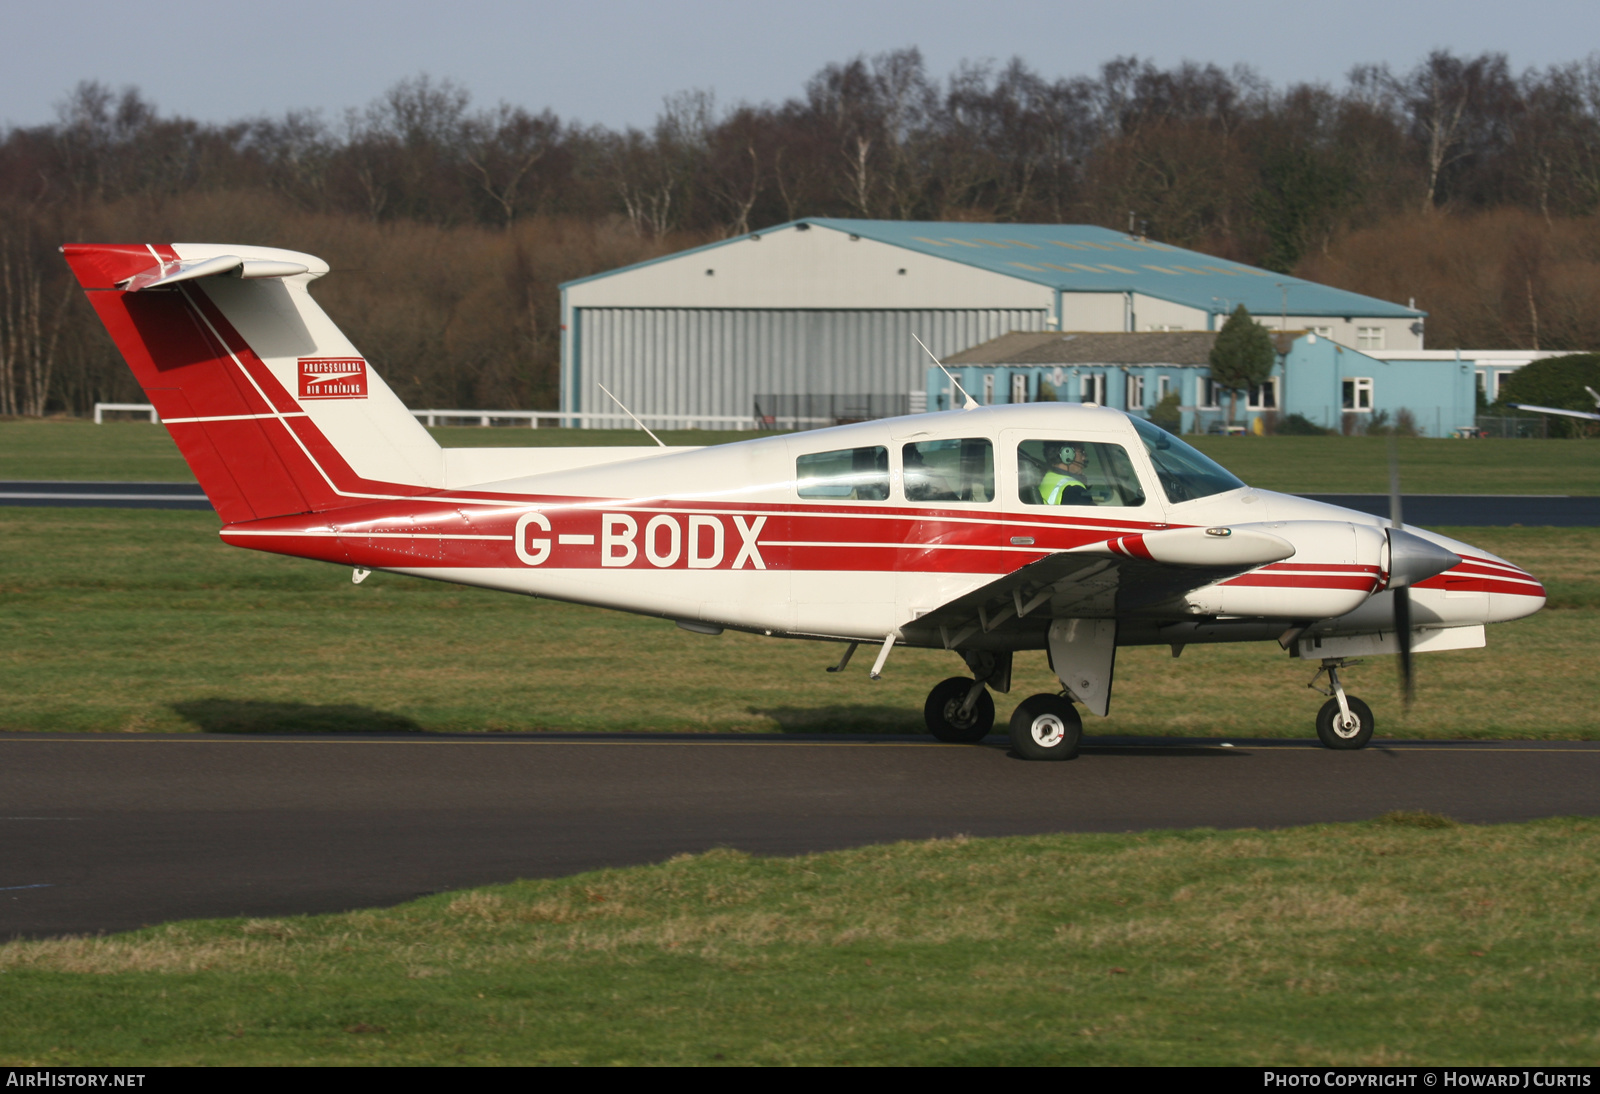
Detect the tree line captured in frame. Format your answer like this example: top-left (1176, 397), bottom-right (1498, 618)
top-left (3, 48), bottom-right (1599, 416)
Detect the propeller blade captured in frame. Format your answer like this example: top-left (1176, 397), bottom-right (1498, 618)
top-left (1387, 432), bottom-right (1403, 530)
top-left (1383, 527), bottom-right (1457, 708)
top-left (1387, 434), bottom-right (1412, 705)
top-left (1394, 584), bottom-right (1414, 706)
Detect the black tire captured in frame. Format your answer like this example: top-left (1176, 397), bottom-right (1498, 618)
top-left (924, 677), bottom-right (995, 742)
top-left (1316, 696), bottom-right (1375, 750)
top-left (1008, 693), bottom-right (1083, 761)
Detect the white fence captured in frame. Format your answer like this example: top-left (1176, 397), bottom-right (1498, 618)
top-left (93, 403), bottom-right (160, 424)
top-left (409, 409), bottom-right (832, 430)
top-left (92, 403), bottom-right (829, 430)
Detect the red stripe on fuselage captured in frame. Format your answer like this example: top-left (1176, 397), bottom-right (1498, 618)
top-left (1222, 574), bottom-right (1380, 591)
top-left (1415, 573), bottom-right (1545, 596)
top-left (222, 496), bottom-right (1174, 574)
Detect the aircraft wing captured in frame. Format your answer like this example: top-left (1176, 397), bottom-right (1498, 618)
top-left (903, 525), bottom-right (1294, 648)
top-left (1508, 403), bottom-right (1600, 422)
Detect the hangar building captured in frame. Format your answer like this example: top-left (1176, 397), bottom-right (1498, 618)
top-left (559, 218), bottom-right (1426, 427)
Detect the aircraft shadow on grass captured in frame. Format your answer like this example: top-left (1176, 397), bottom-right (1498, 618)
top-left (171, 698), bottom-right (424, 734)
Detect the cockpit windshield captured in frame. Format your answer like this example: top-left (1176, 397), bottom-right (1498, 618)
top-left (1129, 416), bottom-right (1246, 504)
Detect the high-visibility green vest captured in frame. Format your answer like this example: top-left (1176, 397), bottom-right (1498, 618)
top-left (1040, 469), bottom-right (1088, 504)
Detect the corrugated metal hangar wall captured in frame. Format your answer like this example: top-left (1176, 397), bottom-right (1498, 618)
top-left (559, 218), bottom-right (1423, 428)
top-left (573, 307), bottom-right (1047, 424)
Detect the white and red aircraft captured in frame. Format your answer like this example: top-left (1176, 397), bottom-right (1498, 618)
top-left (62, 242), bottom-right (1546, 759)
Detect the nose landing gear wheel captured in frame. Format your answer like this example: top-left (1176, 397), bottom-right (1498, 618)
top-left (1316, 696), bottom-right (1374, 750)
top-left (924, 677), bottom-right (995, 743)
top-left (1009, 694), bottom-right (1083, 761)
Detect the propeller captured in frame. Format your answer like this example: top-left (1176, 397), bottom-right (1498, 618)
top-left (1384, 436), bottom-right (1460, 705)
top-left (1388, 437), bottom-right (1409, 704)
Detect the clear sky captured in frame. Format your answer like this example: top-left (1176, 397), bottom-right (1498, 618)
top-left (3, 0), bottom-right (1596, 130)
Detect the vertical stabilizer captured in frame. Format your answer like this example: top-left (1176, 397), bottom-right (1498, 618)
top-left (62, 243), bottom-right (443, 523)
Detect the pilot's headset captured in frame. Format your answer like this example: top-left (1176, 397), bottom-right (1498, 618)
top-left (1046, 442), bottom-right (1082, 466)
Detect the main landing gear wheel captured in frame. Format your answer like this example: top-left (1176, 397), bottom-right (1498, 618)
top-left (1316, 696), bottom-right (1374, 750)
top-left (1009, 694), bottom-right (1083, 761)
top-left (924, 677), bottom-right (995, 743)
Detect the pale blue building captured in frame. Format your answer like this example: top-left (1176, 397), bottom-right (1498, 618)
top-left (934, 331), bottom-right (1478, 436)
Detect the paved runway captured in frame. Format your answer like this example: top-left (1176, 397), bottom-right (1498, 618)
top-left (0, 481), bottom-right (211, 510)
top-left (3, 483), bottom-right (1595, 524)
top-left (3, 732), bottom-right (1596, 939)
top-left (1299, 493), bottom-right (1600, 527)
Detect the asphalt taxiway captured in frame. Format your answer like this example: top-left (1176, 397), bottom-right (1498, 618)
top-left (3, 732), bottom-right (1596, 939)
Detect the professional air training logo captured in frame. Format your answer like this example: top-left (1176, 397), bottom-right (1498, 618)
top-left (298, 358), bottom-right (368, 399)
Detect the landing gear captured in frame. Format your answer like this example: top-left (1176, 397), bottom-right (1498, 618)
top-left (1308, 658), bottom-right (1374, 750)
top-left (1316, 696), bottom-right (1374, 750)
top-left (1008, 694), bottom-right (1083, 761)
top-left (924, 677), bottom-right (995, 742)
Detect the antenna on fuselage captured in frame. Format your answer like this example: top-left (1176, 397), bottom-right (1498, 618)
top-left (912, 334), bottom-right (979, 410)
top-left (597, 383), bottom-right (666, 447)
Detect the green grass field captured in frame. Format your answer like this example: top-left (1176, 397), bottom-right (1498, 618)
top-left (2, 418), bottom-right (1597, 494)
top-left (4, 816), bottom-right (1598, 1065)
top-left (3, 422), bottom-right (1597, 1066)
top-left (0, 508), bottom-right (1593, 739)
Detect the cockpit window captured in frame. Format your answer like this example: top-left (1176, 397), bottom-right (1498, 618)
top-left (1130, 416), bottom-right (1245, 503)
top-left (1016, 440), bottom-right (1145, 507)
top-left (796, 446), bottom-right (889, 500)
top-left (902, 438), bottom-right (994, 503)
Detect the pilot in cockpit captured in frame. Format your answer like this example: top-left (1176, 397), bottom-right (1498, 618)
top-left (1040, 442), bottom-right (1091, 505)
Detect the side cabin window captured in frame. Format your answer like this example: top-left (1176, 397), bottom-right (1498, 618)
top-left (1016, 439), bottom-right (1146, 507)
top-left (796, 446), bottom-right (889, 501)
top-left (903, 438), bottom-right (994, 503)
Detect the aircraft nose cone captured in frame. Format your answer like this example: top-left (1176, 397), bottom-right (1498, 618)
top-left (1386, 527), bottom-right (1462, 588)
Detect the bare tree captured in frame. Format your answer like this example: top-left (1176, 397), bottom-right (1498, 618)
top-left (462, 105), bottom-right (559, 229)
top-left (1390, 51), bottom-right (1513, 211)
top-left (0, 236), bottom-right (69, 416)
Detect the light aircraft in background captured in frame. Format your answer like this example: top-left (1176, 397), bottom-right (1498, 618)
top-left (61, 243), bottom-right (1546, 759)
top-left (1510, 385), bottom-right (1600, 423)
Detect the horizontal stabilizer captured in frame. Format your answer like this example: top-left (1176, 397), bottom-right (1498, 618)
top-left (120, 255), bottom-right (310, 292)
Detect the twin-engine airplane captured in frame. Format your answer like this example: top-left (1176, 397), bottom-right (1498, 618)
top-left (62, 243), bottom-right (1546, 759)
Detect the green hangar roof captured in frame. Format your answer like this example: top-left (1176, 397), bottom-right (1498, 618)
top-left (562, 218), bottom-right (1423, 321)
top-left (803, 219), bottom-right (1421, 319)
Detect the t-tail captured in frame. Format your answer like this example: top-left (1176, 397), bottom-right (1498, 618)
top-left (61, 243), bottom-right (445, 522)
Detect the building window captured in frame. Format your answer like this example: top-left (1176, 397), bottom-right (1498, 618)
top-left (1310, 325), bottom-right (1333, 339)
top-left (1357, 327), bottom-right (1385, 350)
top-left (1145, 324), bottom-right (1184, 331)
top-left (1080, 373), bottom-right (1106, 405)
top-left (1156, 375), bottom-right (1171, 401)
top-left (1342, 377), bottom-right (1374, 411)
top-left (1247, 378), bottom-right (1278, 410)
top-left (1011, 373), bottom-right (1028, 404)
top-left (1199, 378), bottom-right (1221, 409)
top-left (1126, 374), bottom-right (1145, 408)
top-left (983, 374), bottom-right (995, 404)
